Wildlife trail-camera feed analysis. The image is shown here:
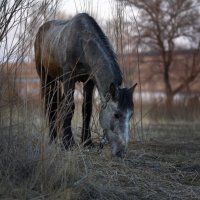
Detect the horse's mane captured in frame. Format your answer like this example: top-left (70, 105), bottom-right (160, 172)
top-left (79, 13), bottom-right (123, 85)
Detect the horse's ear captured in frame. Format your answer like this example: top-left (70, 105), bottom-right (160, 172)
top-left (129, 83), bottom-right (137, 94)
top-left (110, 83), bottom-right (117, 99)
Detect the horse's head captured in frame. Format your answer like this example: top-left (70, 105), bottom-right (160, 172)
top-left (99, 83), bottom-right (137, 157)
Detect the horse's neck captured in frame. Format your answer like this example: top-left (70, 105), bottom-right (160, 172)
top-left (83, 38), bottom-right (122, 102)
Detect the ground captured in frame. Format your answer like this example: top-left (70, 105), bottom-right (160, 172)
top-left (70, 122), bottom-right (200, 200)
top-left (0, 115), bottom-right (199, 199)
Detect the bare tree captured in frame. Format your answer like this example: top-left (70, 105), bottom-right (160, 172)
top-left (0, 0), bottom-right (25, 43)
top-left (0, 0), bottom-right (60, 114)
top-left (117, 0), bottom-right (200, 105)
top-left (0, 0), bottom-right (60, 61)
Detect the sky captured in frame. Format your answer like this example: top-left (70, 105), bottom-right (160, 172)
top-left (1, 0), bottom-right (194, 62)
top-left (0, 0), bottom-right (138, 61)
top-left (0, 0), bottom-right (125, 61)
top-left (60, 0), bottom-right (118, 20)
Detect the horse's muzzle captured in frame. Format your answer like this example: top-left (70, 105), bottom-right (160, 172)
top-left (111, 142), bottom-right (127, 158)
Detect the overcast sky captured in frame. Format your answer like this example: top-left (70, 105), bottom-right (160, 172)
top-left (0, 0), bottom-right (117, 61)
top-left (60, 0), bottom-right (118, 20)
top-left (0, 0), bottom-right (139, 61)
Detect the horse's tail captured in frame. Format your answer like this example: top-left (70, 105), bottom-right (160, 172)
top-left (36, 64), bottom-right (62, 142)
top-left (34, 23), bottom-right (62, 141)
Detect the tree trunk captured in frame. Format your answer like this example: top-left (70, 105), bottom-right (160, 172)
top-left (163, 53), bottom-right (173, 106)
top-left (166, 93), bottom-right (174, 107)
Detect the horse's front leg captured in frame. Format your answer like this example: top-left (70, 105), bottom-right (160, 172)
top-left (82, 80), bottom-right (94, 147)
top-left (62, 75), bottom-right (76, 149)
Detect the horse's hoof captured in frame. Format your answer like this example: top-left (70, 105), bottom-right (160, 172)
top-left (63, 138), bottom-right (76, 150)
top-left (83, 140), bottom-right (95, 149)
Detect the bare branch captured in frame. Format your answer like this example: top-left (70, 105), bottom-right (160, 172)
top-left (116, 0), bottom-right (200, 104)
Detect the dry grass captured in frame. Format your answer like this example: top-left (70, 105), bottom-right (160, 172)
top-left (0, 100), bottom-right (200, 200)
top-left (1, 1), bottom-right (200, 199)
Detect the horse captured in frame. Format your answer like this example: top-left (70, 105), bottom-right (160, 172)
top-left (34, 13), bottom-right (137, 157)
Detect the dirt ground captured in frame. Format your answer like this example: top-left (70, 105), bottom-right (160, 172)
top-left (67, 123), bottom-right (200, 200)
top-left (0, 122), bottom-right (200, 200)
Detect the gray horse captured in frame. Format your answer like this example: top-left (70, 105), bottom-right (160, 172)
top-left (34, 13), bottom-right (137, 157)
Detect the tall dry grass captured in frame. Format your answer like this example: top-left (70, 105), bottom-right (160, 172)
top-left (1, 0), bottom-right (200, 199)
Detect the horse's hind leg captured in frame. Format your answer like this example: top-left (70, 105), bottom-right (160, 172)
top-left (38, 66), bottom-right (61, 143)
top-left (82, 80), bottom-right (94, 147)
top-left (44, 77), bottom-right (61, 143)
top-left (62, 77), bottom-right (75, 149)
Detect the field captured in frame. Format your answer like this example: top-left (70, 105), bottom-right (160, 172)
top-left (1, 1), bottom-right (200, 199)
top-left (0, 100), bottom-right (200, 200)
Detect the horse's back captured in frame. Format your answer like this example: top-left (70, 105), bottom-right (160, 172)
top-left (34, 13), bottom-right (96, 79)
top-left (34, 13), bottom-right (120, 82)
